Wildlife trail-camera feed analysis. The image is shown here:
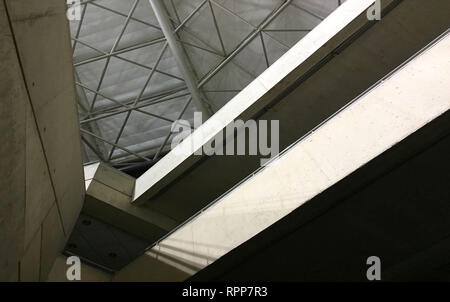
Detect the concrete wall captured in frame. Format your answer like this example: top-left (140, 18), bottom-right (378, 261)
top-left (0, 0), bottom-right (84, 281)
top-left (0, 0), bottom-right (27, 282)
top-left (114, 31), bottom-right (450, 281)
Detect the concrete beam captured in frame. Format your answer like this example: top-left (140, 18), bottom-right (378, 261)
top-left (83, 163), bottom-right (178, 242)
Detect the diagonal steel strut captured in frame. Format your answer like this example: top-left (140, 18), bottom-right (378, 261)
top-left (149, 0), bottom-right (212, 119)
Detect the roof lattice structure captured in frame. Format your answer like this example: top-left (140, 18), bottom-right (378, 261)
top-left (70, 0), bottom-right (343, 167)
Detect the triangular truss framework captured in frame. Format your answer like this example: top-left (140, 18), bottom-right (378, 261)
top-left (71, 0), bottom-right (342, 166)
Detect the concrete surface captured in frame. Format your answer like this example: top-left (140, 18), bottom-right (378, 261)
top-left (114, 31), bottom-right (450, 281)
top-left (83, 163), bottom-right (178, 243)
top-left (7, 0), bottom-right (85, 236)
top-left (83, 0), bottom-right (450, 274)
top-left (64, 213), bottom-right (150, 272)
top-left (0, 0), bottom-right (84, 281)
top-left (0, 0), bottom-right (26, 282)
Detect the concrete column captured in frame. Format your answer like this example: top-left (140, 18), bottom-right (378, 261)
top-left (0, 0), bottom-right (85, 281)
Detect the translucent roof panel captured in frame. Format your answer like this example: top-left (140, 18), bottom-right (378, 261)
top-left (70, 0), bottom-right (344, 166)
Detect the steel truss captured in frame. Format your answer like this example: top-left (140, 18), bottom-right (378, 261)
top-left (72, 0), bottom-right (339, 165)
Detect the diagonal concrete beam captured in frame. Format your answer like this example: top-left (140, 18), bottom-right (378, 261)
top-left (82, 163), bottom-right (179, 242)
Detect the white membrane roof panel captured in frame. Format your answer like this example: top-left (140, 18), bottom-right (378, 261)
top-left (70, 0), bottom-right (343, 165)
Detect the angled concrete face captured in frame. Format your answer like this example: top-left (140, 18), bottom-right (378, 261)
top-left (114, 31), bottom-right (450, 281)
top-left (40, 204), bottom-right (66, 280)
top-left (6, 0), bottom-right (85, 235)
top-left (0, 0), bottom-right (84, 281)
top-left (0, 0), bottom-right (26, 281)
top-left (83, 163), bottom-right (177, 243)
